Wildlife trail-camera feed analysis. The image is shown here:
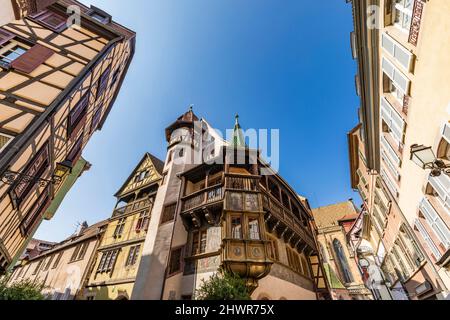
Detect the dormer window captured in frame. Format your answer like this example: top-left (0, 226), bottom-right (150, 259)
top-left (88, 7), bottom-right (112, 24)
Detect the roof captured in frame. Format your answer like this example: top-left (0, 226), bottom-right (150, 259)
top-left (323, 263), bottom-right (346, 289)
top-left (114, 152), bottom-right (164, 198)
top-left (312, 200), bottom-right (359, 229)
top-left (165, 106), bottom-right (200, 141)
top-left (26, 220), bottom-right (109, 262)
top-left (231, 115), bottom-right (246, 148)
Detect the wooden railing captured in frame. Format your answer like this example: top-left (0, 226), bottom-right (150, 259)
top-left (262, 191), bottom-right (316, 249)
top-left (113, 198), bottom-right (152, 217)
top-left (225, 174), bottom-right (259, 191)
top-left (182, 185), bottom-right (224, 212)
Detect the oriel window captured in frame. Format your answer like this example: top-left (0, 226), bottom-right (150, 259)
top-left (231, 216), bottom-right (242, 239)
top-left (248, 217), bottom-right (260, 240)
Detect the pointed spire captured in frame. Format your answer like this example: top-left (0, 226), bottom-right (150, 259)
top-left (232, 114), bottom-right (246, 148)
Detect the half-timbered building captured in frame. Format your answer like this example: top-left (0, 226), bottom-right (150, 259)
top-left (81, 153), bottom-right (164, 300)
top-left (0, 0), bottom-right (135, 274)
top-left (131, 108), bottom-right (330, 300)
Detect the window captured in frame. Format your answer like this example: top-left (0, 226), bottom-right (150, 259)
top-left (52, 252), bottom-right (63, 269)
top-left (168, 247), bottom-right (184, 276)
top-left (68, 93), bottom-right (89, 139)
top-left (70, 243), bottom-right (88, 262)
top-left (134, 170), bottom-right (151, 183)
top-left (268, 238), bottom-right (279, 261)
top-left (111, 68), bottom-right (121, 87)
top-left (113, 218), bottom-right (126, 238)
top-left (191, 230), bottom-right (207, 256)
top-left (88, 7), bottom-right (111, 24)
top-left (136, 210), bottom-right (150, 232)
top-left (415, 219), bottom-right (442, 261)
top-left (380, 97), bottom-right (405, 145)
top-left (32, 260), bottom-right (43, 275)
top-left (67, 133), bottom-right (83, 164)
top-left (333, 239), bottom-right (354, 284)
top-left (428, 174), bottom-right (450, 213)
top-left (30, 10), bottom-right (67, 32)
top-left (96, 65), bottom-right (111, 99)
top-left (0, 133), bottom-right (13, 153)
top-left (248, 218), bottom-right (260, 240)
top-left (0, 43), bottom-right (27, 66)
top-left (231, 216), bottom-right (242, 239)
top-left (43, 255), bottom-right (54, 271)
top-left (382, 57), bottom-right (410, 95)
top-left (90, 107), bottom-right (102, 133)
top-left (392, 0), bottom-right (413, 32)
top-left (161, 204), bottom-right (177, 224)
top-left (125, 245), bottom-right (141, 267)
top-left (419, 198), bottom-right (450, 250)
top-left (91, 12), bottom-right (107, 23)
top-left (97, 250), bottom-right (119, 273)
top-left (19, 184), bottom-right (51, 236)
top-left (381, 33), bottom-right (414, 72)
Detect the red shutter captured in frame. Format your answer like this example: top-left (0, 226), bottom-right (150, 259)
top-left (35, 0), bottom-right (59, 13)
top-left (11, 44), bottom-right (54, 74)
top-left (0, 29), bottom-right (14, 46)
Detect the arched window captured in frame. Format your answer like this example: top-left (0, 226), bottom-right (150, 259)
top-left (333, 239), bottom-right (354, 284)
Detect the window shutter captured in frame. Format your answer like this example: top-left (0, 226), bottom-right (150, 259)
top-left (11, 44), bottom-right (54, 74)
top-left (382, 57), bottom-right (410, 94)
top-left (35, 0), bottom-right (59, 13)
top-left (0, 29), bottom-right (14, 46)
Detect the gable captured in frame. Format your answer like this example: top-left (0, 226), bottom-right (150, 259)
top-left (115, 154), bottom-right (162, 198)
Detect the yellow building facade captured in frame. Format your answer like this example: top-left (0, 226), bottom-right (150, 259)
top-left (82, 153), bottom-right (164, 300)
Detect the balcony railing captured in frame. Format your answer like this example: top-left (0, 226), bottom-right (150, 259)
top-left (182, 185), bottom-right (224, 212)
top-left (262, 191), bottom-right (316, 249)
top-left (113, 198), bottom-right (152, 217)
top-left (225, 174), bottom-right (259, 192)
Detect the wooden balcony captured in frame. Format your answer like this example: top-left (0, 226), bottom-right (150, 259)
top-left (181, 185), bottom-right (224, 213)
top-left (224, 174), bottom-right (259, 192)
top-left (113, 198), bottom-right (152, 217)
top-left (262, 191), bottom-right (316, 250)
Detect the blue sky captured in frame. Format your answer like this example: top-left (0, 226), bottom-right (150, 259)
top-left (36, 0), bottom-right (359, 241)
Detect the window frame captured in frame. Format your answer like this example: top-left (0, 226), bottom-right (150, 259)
top-left (167, 246), bottom-right (185, 277)
top-left (68, 93), bottom-right (90, 140)
top-left (160, 203), bottom-right (177, 225)
top-left (29, 9), bottom-right (68, 32)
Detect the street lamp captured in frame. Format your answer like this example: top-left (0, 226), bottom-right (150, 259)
top-left (1, 161), bottom-right (72, 187)
top-left (410, 144), bottom-right (450, 177)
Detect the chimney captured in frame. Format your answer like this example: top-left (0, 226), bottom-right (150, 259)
top-left (77, 221), bottom-right (89, 236)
